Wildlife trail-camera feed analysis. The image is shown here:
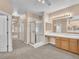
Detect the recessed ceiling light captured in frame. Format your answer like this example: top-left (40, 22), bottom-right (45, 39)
top-left (38, 0), bottom-right (41, 2)
top-left (42, 0), bottom-right (45, 4)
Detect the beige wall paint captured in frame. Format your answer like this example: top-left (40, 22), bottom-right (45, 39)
top-left (44, 4), bottom-right (79, 33)
top-left (49, 4), bottom-right (79, 17)
top-left (49, 4), bottom-right (79, 33)
top-left (0, 0), bottom-right (13, 14)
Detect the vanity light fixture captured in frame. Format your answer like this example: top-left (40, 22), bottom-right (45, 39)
top-left (52, 13), bottom-right (72, 19)
top-left (65, 13), bottom-right (72, 17)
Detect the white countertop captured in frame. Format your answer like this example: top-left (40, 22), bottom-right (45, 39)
top-left (45, 32), bottom-right (79, 39)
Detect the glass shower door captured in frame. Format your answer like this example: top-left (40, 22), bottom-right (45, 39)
top-left (29, 20), bottom-right (44, 45)
top-left (36, 21), bottom-right (44, 43)
top-left (30, 22), bottom-right (36, 44)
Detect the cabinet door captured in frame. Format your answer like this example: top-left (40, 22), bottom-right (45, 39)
top-left (55, 38), bottom-right (61, 48)
top-left (61, 38), bottom-right (69, 50)
top-left (78, 40), bottom-right (79, 54)
top-left (69, 39), bottom-right (78, 53)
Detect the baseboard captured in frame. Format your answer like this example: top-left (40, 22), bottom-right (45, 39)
top-left (33, 41), bottom-right (48, 48)
top-left (28, 42), bottom-right (55, 48)
top-left (49, 42), bottom-right (56, 45)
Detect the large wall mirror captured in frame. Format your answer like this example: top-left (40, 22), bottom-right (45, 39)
top-left (67, 16), bottom-right (79, 33)
top-left (53, 18), bottom-right (67, 33)
top-left (52, 15), bottom-right (79, 33)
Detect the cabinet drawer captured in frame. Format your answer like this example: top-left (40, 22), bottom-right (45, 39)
top-left (69, 39), bottom-right (78, 53)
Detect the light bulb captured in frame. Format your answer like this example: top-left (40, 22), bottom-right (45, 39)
top-left (38, 0), bottom-right (41, 2)
top-left (42, 0), bottom-right (45, 4)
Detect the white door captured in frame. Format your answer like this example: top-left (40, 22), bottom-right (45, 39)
top-left (0, 15), bottom-right (7, 52)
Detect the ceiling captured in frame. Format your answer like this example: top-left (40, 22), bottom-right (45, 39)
top-left (11, 0), bottom-right (79, 14)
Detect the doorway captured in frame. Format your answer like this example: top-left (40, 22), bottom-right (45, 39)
top-left (12, 16), bottom-right (27, 50)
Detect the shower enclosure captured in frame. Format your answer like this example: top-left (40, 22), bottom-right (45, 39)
top-left (29, 19), bottom-right (44, 45)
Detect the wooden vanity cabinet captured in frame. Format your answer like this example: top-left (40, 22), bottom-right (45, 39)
top-left (55, 37), bottom-right (79, 54)
top-left (55, 37), bottom-right (61, 48)
top-left (69, 39), bottom-right (78, 53)
top-left (61, 38), bottom-right (69, 50)
top-left (56, 37), bottom-right (69, 50)
top-left (78, 40), bottom-right (79, 54)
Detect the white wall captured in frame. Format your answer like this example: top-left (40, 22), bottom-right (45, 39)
top-left (0, 0), bottom-right (13, 14)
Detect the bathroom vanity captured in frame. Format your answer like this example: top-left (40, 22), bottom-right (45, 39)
top-left (44, 15), bottom-right (79, 54)
top-left (45, 32), bottom-right (79, 54)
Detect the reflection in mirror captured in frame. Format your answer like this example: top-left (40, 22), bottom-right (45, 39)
top-left (53, 19), bottom-right (67, 33)
top-left (46, 23), bottom-right (51, 32)
top-left (67, 17), bottom-right (79, 33)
